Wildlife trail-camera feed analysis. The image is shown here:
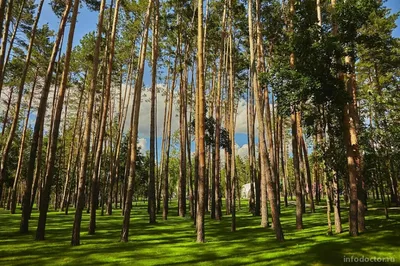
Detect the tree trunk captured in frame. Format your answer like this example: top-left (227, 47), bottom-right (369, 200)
top-left (280, 118), bottom-right (288, 208)
top-left (291, 110), bottom-right (303, 230)
top-left (178, 45), bottom-right (187, 218)
top-left (88, 0), bottom-right (119, 234)
top-left (0, 1), bottom-right (7, 47)
top-left (253, 0), bottom-right (283, 240)
top-left (288, 0), bottom-right (302, 230)
top-left (332, 172), bottom-right (342, 233)
top-left (120, 0), bottom-right (152, 242)
top-left (187, 74), bottom-right (195, 219)
top-left (71, 0), bottom-right (106, 246)
top-left (196, 0), bottom-right (206, 243)
top-left (0, 0), bottom-right (13, 96)
top-left (214, 2), bottom-right (226, 221)
top-left (108, 44), bottom-right (137, 215)
top-left (325, 175), bottom-right (333, 235)
top-left (36, 0), bottom-right (80, 241)
top-left (66, 106), bottom-right (85, 215)
top-left (343, 56), bottom-right (360, 237)
top-left (29, 118), bottom-right (44, 218)
top-left (20, 0), bottom-right (70, 234)
top-left (148, 0), bottom-right (159, 223)
top-left (228, 12), bottom-right (236, 231)
top-left (300, 133), bottom-right (315, 213)
top-left (163, 43), bottom-right (179, 220)
top-left (2, 1), bottom-right (24, 83)
top-left (10, 69), bottom-right (38, 214)
top-left (61, 81), bottom-right (85, 211)
top-left (157, 67), bottom-right (171, 214)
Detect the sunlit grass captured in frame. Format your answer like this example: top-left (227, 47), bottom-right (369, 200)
top-left (0, 200), bottom-right (399, 265)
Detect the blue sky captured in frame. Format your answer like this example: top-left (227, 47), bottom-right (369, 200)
top-left (38, 0), bottom-right (400, 80)
top-left (36, 0), bottom-right (400, 153)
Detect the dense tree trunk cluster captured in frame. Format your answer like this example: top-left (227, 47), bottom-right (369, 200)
top-left (0, 0), bottom-right (398, 246)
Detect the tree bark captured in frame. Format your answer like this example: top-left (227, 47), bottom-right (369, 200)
top-left (343, 56), bottom-right (360, 237)
top-left (36, 0), bottom-right (80, 241)
top-left (280, 118), bottom-right (288, 208)
top-left (196, 0), bottom-right (206, 243)
top-left (0, 1), bottom-right (7, 47)
top-left (10, 69), bottom-right (38, 214)
top-left (291, 110), bottom-right (303, 229)
top-left (163, 40), bottom-right (179, 220)
top-left (71, 0), bottom-right (106, 246)
top-left (120, 0), bottom-right (152, 242)
top-left (20, 0), bottom-right (70, 234)
top-left (0, 0), bottom-right (13, 96)
top-left (300, 130), bottom-right (315, 213)
top-left (61, 81), bottom-right (85, 211)
top-left (228, 9), bottom-right (236, 231)
top-left (2, 1), bottom-right (24, 81)
top-left (178, 44), bottom-right (187, 218)
top-left (148, 0), bottom-right (159, 223)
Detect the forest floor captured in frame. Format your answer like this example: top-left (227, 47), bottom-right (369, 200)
top-left (0, 200), bottom-right (399, 266)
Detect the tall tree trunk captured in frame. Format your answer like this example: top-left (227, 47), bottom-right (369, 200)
top-left (289, 0), bottom-right (302, 230)
top-left (213, 8), bottom-right (226, 217)
top-left (148, 0), bottom-right (159, 223)
top-left (325, 175), bottom-right (333, 235)
top-left (1, 86), bottom-right (12, 136)
top-left (280, 118), bottom-right (288, 208)
top-left (178, 45), bottom-right (187, 218)
top-left (0, 0), bottom-right (7, 45)
top-left (330, 0), bottom-right (362, 236)
top-left (120, 0), bottom-right (152, 242)
top-left (343, 56), bottom-right (360, 237)
top-left (291, 110), bottom-right (303, 229)
top-left (61, 81), bottom-right (85, 211)
top-left (66, 104), bottom-right (85, 215)
top-left (228, 9), bottom-right (236, 230)
top-left (71, 0), bottom-right (106, 246)
top-left (163, 41), bottom-right (179, 220)
top-left (254, 0), bottom-right (269, 228)
top-left (20, 0), bottom-right (70, 234)
top-left (88, 0), bottom-right (119, 235)
top-left (253, 0), bottom-right (283, 240)
top-left (247, 1), bottom-right (259, 215)
top-left (213, 11), bottom-right (227, 217)
top-left (296, 113), bottom-right (307, 213)
top-left (107, 44), bottom-right (137, 215)
top-left (0, 0), bottom-right (13, 96)
top-left (313, 131), bottom-right (321, 204)
top-left (300, 130), bottom-right (315, 213)
top-left (29, 118), bottom-right (44, 217)
top-left (2, 1), bottom-right (24, 79)
top-left (157, 67), bottom-right (170, 214)
top-left (36, 0), bottom-right (80, 241)
top-left (187, 73), bottom-right (195, 219)
top-left (10, 69), bottom-right (38, 214)
top-left (196, 0), bottom-right (206, 243)
top-left (162, 77), bottom-right (174, 220)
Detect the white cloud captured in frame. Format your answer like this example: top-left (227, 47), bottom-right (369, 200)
top-left (235, 99), bottom-right (248, 134)
top-left (219, 143), bottom-right (251, 163)
top-left (124, 85), bottom-right (181, 138)
top-left (236, 143), bottom-right (249, 159)
top-left (137, 137), bottom-right (147, 152)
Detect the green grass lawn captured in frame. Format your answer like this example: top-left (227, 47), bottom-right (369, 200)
top-left (0, 200), bottom-right (399, 266)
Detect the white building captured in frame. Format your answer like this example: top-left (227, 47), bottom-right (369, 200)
top-left (241, 183), bottom-right (254, 199)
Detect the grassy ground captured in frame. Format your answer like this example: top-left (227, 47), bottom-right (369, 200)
top-left (0, 200), bottom-right (399, 266)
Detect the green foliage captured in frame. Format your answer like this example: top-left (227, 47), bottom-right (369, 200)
top-left (190, 116), bottom-right (231, 152)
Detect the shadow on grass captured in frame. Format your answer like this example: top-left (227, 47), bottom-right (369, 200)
top-left (0, 201), bottom-right (399, 265)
